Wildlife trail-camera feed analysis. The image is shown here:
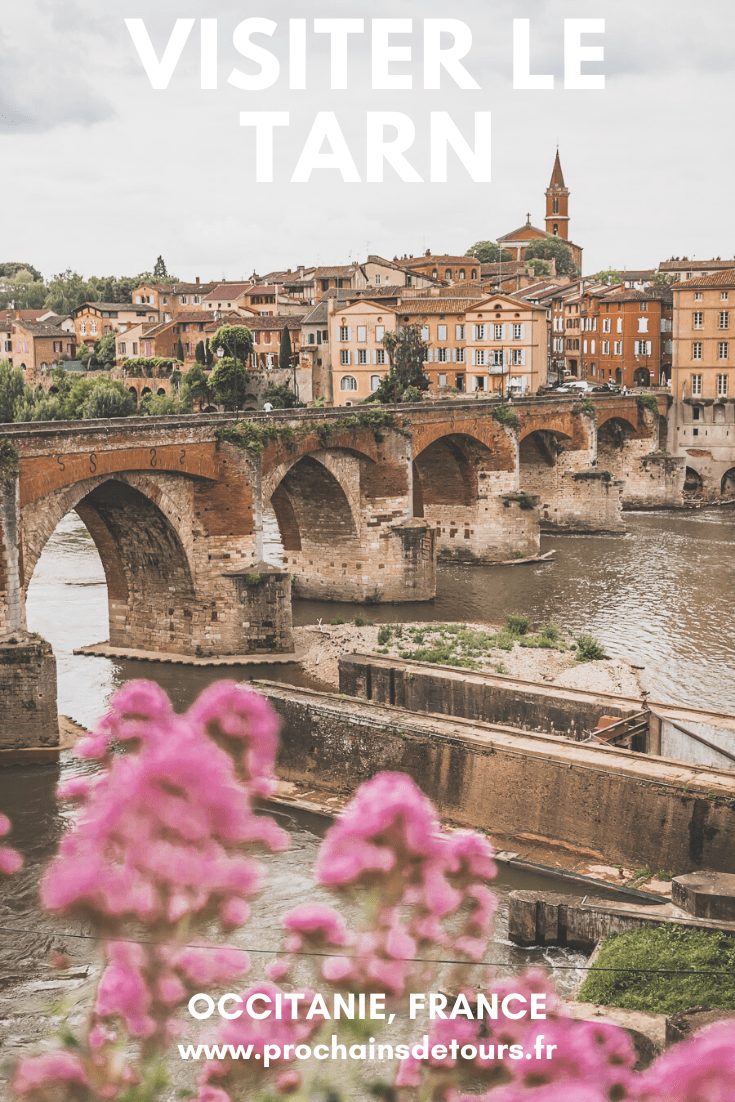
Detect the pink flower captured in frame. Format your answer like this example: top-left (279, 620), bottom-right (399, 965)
top-left (283, 903), bottom-right (349, 946)
top-left (276, 1069), bottom-right (301, 1093)
top-left (187, 681), bottom-right (280, 795)
top-left (0, 845), bottom-right (23, 874)
top-left (12, 1051), bottom-right (88, 1096)
top-left (0, 812), bottom-right (11, 836)
top-left (638, 1020), bottom-right (735, 1101)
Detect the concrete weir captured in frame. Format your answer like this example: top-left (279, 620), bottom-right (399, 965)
top-left (258, 682), bottom-right (735, 876)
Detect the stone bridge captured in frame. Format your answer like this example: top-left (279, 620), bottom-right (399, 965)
top-left (0, 393), bottom-right (679, 747)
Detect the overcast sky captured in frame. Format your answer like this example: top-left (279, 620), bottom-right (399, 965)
top-left (1, 0), bottom-right (733, 280)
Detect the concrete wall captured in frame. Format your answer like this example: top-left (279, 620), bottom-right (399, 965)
top-left (338, 655), bottom-right (642, 740)
top-left (261, 683), bottom-right (735, 875)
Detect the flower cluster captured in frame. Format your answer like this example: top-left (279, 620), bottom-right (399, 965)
top-left (13, 680), bottom-right (284, 1101)
top-left (10, 680), bottom-right (735, 1102)
top-left (0, 811), bottom-right (23, 875)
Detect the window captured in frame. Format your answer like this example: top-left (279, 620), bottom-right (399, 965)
top-left (456, 348), bottom-right (465, 363)
top-left (370, 375), bottom-right (381, 391)
top-left (513, 323), bottom-right (522, 340)
top-left (339, 325), bottom-right (350, 341)
top-left (438, 373), bottom-right (447, 386)
top-left (194, 295), bottom-right (201, 304)
top-left (375, 274), bottom-right (381, 285)
top-left (616, 318), bottom-right (623, 333)
top-left (494, 324), bottom-right (503, 340)
top-left (91, 321), bottom-right (97, 335)
top-left (614, 341), bottom-right (623, 355)
top-left (691, 374), bottom-right (703, 396)
top-left (640, 302), bottom-right (648, 311)
top-left (692, 405), bottom-right (702, 420)
top-left (693, 311), bottom-right (704, 329)
top-left (474, 324), bottom-right (486, 340)
top-left (694, 292), bottom-right (703, 301)
top-left (376, 325), bottom-right (385, 342)
top-left (602, 318), bottom-right (611, 333)
top-left (511, 349), bottom-right (523, 366)
top-left (492, 350), bottom-right (504, 367)
top-left (437, 324), bottom-right (447, 341)
top-left (474, 349), bottom-right (486, 365)
top-left (120, 342), bottom-right (127, 355)
top-left (602, 340), bottom-right (610, 355)
top-left (340, 375), bottom-right (357, 391)
top-left (692, 342), bottom-right (703, 360)
top-left (638, 317), bottom-right (649, 333)
top-left (357, 349), bottom-right (368, 365)
top-left (181, 296), bottom-right (188, 305)
top-left (376, 349), bottom-right (386, 365)
top-left (471, 269), bottom-right (477, 280)
top-left (719, 341), bottom-right (729, 360)
top-left (721, 292), bottom-right (729, 301)
top-left (340, 350), bottom-right (350, 366)
top-left (421, 325), bottom-right (430, 341)
top-left (80, 321), bottom-right (87, 335)
top-left (455, 324), bottom-right (465, 340)
top-left (719, 311), bottom-right (730, 330)
top-left (357, 326), bottom-right (367, 342)
top-left (458, 270), bottom-right (465, 280)
top-left (436, 347), bottom-right (448, 363)
top-left (717, 374), bottom-right (729, 397)
top-left (445, 269), bottom-right (451, 281)
top-left (635, 340), bottom-right (651, 357)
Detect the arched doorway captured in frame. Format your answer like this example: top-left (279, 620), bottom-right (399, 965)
top-left (684, 467), bottom-right (704, 498)
top-left (721, 468), bottom-right (735, 500)
top-left (634, 367), bottom-right (651, 387)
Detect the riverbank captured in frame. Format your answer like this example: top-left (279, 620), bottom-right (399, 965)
top-left (292, 620), bottom-right (643, 697)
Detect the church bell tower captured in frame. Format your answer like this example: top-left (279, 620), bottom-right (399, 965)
top-left (545, 149), bottom-right (570, 241)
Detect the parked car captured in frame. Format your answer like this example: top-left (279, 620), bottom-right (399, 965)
top-left (557, 380), bottom-right (593, 394)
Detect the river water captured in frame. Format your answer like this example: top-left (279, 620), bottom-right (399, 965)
top-left (1, 509), bottom-right (734, 1022)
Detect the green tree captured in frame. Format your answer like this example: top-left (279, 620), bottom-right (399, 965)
top-left (465, 241), bottom-right (513, 264)
top-left (279, 326), bottom-right (293, 368)
top-left (44, 270), bottom-right (95, 315)
top-left (92, 332), bottom-right (117, 368)
top-left (209, 357), bottom-right (250, 411)
top-left (14, 393), bottom-right (67, 422)
top-left (153, 255), bottom-right (168, 280)
top-left (181, 364), bottom-right (211, 407)
top-left (0, 261), bottom-right (43, 282)
top-left (209, 325), bottom-right (253, 365)
top-left (195, 340), bottom-right (206, 365)
top-left (373, 326), bottom-right (429, 403)
top-left (78, 378), bottom-right (136, 419)
top-left (263, 383), bottom-right (304, 409)
top-left (76, 343), bottom-right (93, 366)
top-left (175, 338), bottom-right (185, 363)
top-left (527, 258), bottom-right (552, 277)
top-left (525, 238), bottom-right (578, 278)
top-left (592, 269), bottom-right (622, 286)
top-left (0, 361), bottom-right (28, 423)
top-left (139, 391), bottom-right (192, 416)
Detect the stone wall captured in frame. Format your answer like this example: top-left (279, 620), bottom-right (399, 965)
top-left (338, 655), bottom-right (642, 739)
top-left (261, 683), bottom-right (735, 874)
top-left (0, 635), bottom-right (58, 749)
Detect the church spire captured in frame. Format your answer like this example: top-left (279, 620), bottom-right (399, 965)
top-left (545, 148), bottom-right (570, 241)
top-left (549, 148), bottom-right (566, 189)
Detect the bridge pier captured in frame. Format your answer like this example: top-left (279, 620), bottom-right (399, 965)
top-left (519, 419), bottom-right (625, 533)
top-left (1, 473), bottom-right (59, 748)
top-left (413, 429), bottom-right (540, 563)
top-left (597, 411), bottom-right (685, 509)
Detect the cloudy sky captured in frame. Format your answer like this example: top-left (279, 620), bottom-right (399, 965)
top-left (2, 0), bottom-right (733, 280)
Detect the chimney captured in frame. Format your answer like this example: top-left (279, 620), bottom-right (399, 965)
top-left (195, 276), bottom-right (200, 285)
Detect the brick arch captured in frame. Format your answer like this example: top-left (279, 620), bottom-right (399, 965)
top-left (259, 426), bottom-right (385, 479)
top-left (595, 412), bottom-right (641, 438)
top-left (268, 453), bottom-right (360, 554)
top-left (518, 428), bottom-right (573, 471)
top-left (21, 472), bottom-right (198, 595)
top-left (23, 475), bottom-right (197, 649)
top-left (411, 421), bottom-right (514, 468)
top-left (413, 433), bottom-right (491, 515)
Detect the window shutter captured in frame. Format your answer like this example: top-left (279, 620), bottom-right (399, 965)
top-left (347, 327), bottom-right (352, 340)
top-left (521, 350), bottom-right (526, 366)
top-left (426, 347), bottom-right (433, 362)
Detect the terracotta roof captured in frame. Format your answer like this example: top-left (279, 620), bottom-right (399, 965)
top-left (601, 287), bottom-right (672, 304)
top-left (203, 283), bottom-right (254, 301)
top-left (302, 301), bottom-right (329, 324)
top-left (14, 321), bottom-right (71, 337)
top-left (400, 254), bottom-right (473, 268)
top-left (249, 315), bottom-right (305, 331)
top-left (672, 270), bottom-right (735, 289)
top-left (312, 265), bottom-right (359, 279)
top-left (659, 260), bottom-right (735, 273)
top-left (398, 298), bottom-right (482, 316)
top-left (74, 302), bottom-right (156, 314)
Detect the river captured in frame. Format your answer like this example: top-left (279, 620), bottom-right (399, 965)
top-left (1, 508), bottom-right (734, 1050)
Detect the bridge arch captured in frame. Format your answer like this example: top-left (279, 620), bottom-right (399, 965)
top-left (722, 468), bottom-right (735, 499)
top-left (22, 474), bottom-right (198, 651)
top-left (413, 433), bottom-right (490, 517)
top-left (684, 466), bottom-right (705, 498)
top-left (269, 453), bottom-right (359, 556)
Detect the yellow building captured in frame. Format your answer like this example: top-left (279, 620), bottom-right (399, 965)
top-left (463, 294), bottom-right (548, 395)
top-left (329, 300), bottom-right (397, 404)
